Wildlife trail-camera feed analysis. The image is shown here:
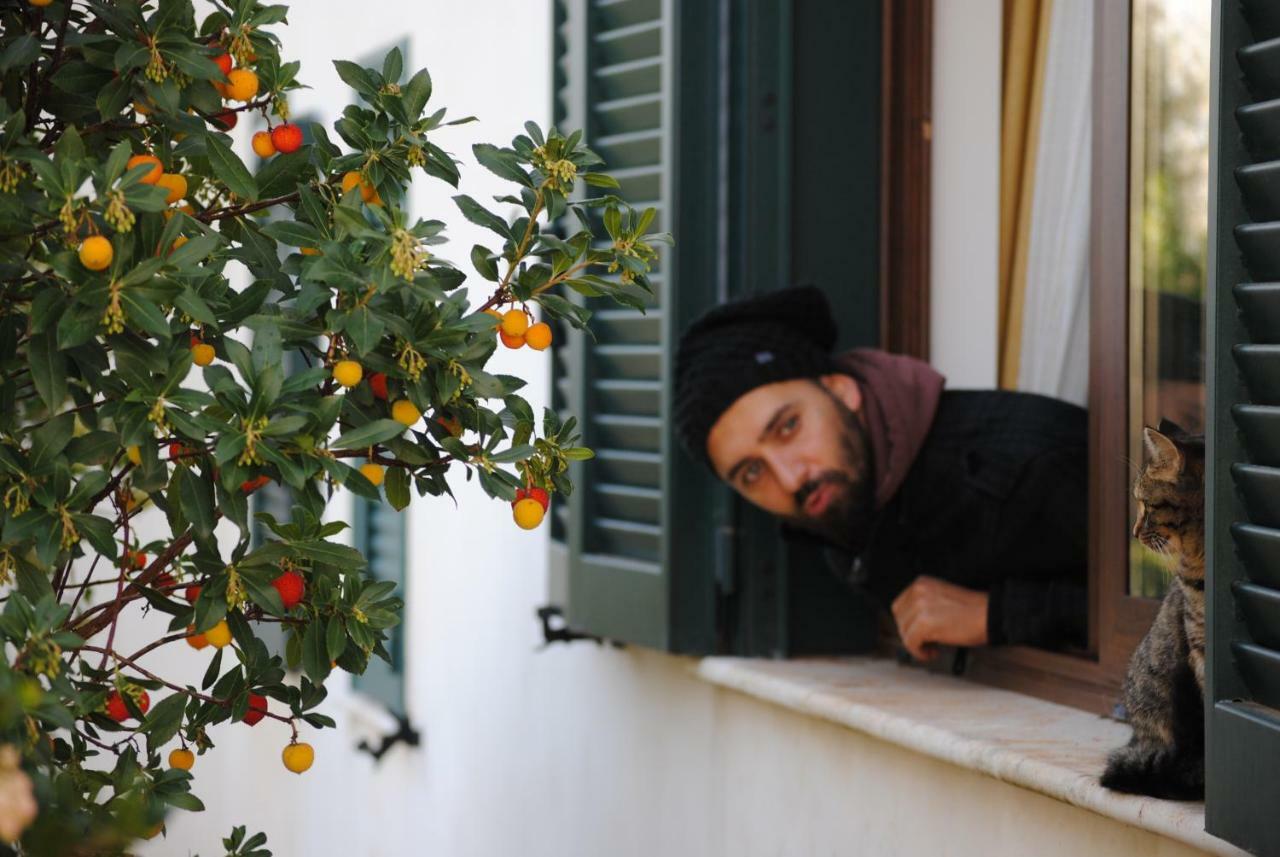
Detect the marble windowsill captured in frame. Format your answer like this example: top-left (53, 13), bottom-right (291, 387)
top-left (694, 656), bottom-right (1248, 857)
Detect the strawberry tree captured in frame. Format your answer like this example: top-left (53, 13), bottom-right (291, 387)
top-left (0, 0), bottom-right (667, 853)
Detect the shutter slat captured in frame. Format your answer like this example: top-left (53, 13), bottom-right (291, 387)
top-left (1241, 37), bottom-right (1280, 101)
top-left (1236, 162), bottom-right (1280, 221)
top-left (1235, 283), bottom-right (1280, 341)
top-left (593, 379), bottom-right (660, 414)
top-left (1232, 343), bottom-right (1280, 402)
top-left (1236, 99), bottom-right (1280, 160)
top-left (594, 414), bottom-right (661, 452)
top-left (593, 0), bottom-right (661, 31)
top-left (1243, 0), bottom-right (1280, 42)
top-left (593, 343), bottom-right (660, 378)
top-left (1234, 222), bottom-right (1280, 279)
top-left (594, 448), bottom-right (661, 488)
top-left (595, 482), bottom-right (661, 521)
top-left (594, 93), bottom-right (662, 134)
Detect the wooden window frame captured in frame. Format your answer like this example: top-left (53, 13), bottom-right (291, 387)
top-left (956, 0), bottom-right (1162, 714)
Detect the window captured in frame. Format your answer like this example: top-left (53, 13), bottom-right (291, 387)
top-left (1126, 0), bottom-right (1210, 599)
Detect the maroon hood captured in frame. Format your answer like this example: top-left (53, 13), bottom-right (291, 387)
top-left (831, 349), bottom-right (945, 509)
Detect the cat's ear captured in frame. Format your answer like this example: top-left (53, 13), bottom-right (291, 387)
top-left (1157, 418), bottom-right (1186, 438)
top-left (1143, 426), bottom-right (1185, 481)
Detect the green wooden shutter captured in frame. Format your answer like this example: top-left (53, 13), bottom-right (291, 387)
top-left (551, 0), bottom-right (881, 656)
top-left (549, 0), bottom-right (707, 652)
top-left (1207, 0), bottom-right (1280, 851)
top-left (350, 498), bottom-right (407, 713)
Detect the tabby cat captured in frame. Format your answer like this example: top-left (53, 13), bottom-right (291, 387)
top-left (1101, 420), bottom-right (1205, 800)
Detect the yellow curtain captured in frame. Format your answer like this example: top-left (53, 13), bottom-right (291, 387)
top-left (999, 0), bottom-right (1054, 389)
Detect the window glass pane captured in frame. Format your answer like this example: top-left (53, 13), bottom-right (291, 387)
top-left (1127, 0), bottom-right (1211, 597)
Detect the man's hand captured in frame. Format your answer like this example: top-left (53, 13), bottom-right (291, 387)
top-left (890, 576), bottom-right (990, 662)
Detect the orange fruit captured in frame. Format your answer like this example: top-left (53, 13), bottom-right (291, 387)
top-left (501, 309), bottom-right (529, 338)
top-left (78, 236), bottom-right (113, 271)
top-left (359, 462), bottom-right (385, 487)
top-left (391, 399), bottom-right (420, 426)
top-left (169, 748), bottom-right (194, 770)
top-left (340, 171), bottom-right (375, 202)
top-left (513, 498), bottom-right (546, 530)
top-left (300, 246), bottom-right (322, 256)
top-left (524, 322), bottom-right (552, 350)
top-left (191, 342), bottom-right (215, 366)
top-left (270, 123), bottom-right (303, 154)
top-left (126, 154), bottom-right (163, 185)
top-left (156, 173), bottom-right (187, 205)
top-left (282, 741), bottom-right (314, 774)
top-left (332, 360), bottom-right (362, 388)
top-left (170, 235), bottom-right (189, 253)
top-left (499, 329), bottom-right (525, 350)
top-left (204, 620), bottom-right (232, 648)
top-left (224, 68), bottom-right (259, 102)
top-left (251, 131), bottom-right (276, 158)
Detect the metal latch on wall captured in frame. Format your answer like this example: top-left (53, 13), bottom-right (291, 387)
top-left (535, 605), bottom-right (624, 650)
top-left (356, 711), bottom-right (421, 763)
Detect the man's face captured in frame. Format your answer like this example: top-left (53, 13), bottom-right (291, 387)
top-left (705, 374), bottom-right (875, 548)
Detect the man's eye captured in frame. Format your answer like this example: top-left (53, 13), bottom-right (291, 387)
top-left (779, 415), bottom-right (798, 437)
top-left (741, 461), bottom-right (762, 486)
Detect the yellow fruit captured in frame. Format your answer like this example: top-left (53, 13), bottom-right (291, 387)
top-left (191, 342), bottom-right (215, 366)
top-left (340, 171), bottom-right (375, 202)
top-left (132, 101), bottom-right (152, 115)
top-left (126, 445), bottom-right (142, 466)
top-left (391, 399), bottom-right (420, 427)
top-left (251, 131), bottom-right (276, 158)
top-left (169, 748), bottom-right (194, 770)
top-left (282, 741), bottom-right (314, 774)
top-left (155, 173), bottom-right (187, 204)
top-left (525, 322), bottom-right (552, 351)
top-left (513, 497), bottom-right (546, 530)
top-left (300, 246), bottom-right (322, 256)
top-left (78, 235), bottom-right (113, 271)
top-left (333, 360), bottom-right (363, 388)
top-left (204, 620), bottom-right (232, 649)
top-left (170, 235), bottom-right (189, 253)
top-left (224, 68), bottom-right (259, 102)
top-left (126, 154), bottom-right (163, 185)
top-left (360, 463), bottom-right (385, 487)
top-left (501, 309), bottom-right (529, 338)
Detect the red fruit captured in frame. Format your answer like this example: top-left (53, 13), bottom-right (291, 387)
top-left (515, 487), bottom-right (550, 511)
top-left (123, 550), bottom-right (146, 571)
top-left (211, 109), bottom-right (237, 130)
top-left (368, 372), bottom-right (388, 400)
top-left (154, 571), bottom-right (176, 590)
top-left (243, 692), bottom-right (268, 726)
top-left (240, 475), bottom-right (271, 494)
top-left (184, 583), bottom-right (201, 604)
top-left (271, 570), bottom-right (305, 610)
top-left (105, 689), bottom-right (150, 722)
top-left (212, 52), bottom-right (233, 77)
top-left (270, 123), bottom-right (303, 154)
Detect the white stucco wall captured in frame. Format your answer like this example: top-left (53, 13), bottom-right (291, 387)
top-left (929, 0), bottom-right (1002, 389)
top-left (112, 4), bottom-right (1203, 856)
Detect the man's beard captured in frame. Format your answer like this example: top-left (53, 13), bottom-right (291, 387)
top-left (783, 392), bottom-right (876, 550)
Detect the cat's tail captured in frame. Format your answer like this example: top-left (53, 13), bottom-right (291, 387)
top-left (1100, 740), bottom-right (1204, 800)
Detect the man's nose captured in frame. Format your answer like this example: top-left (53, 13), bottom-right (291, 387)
top-left (771, 455), bottom-right (809, 496)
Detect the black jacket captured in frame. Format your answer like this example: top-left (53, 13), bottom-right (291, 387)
top-left (823, 389), bottom-right (1089, 650)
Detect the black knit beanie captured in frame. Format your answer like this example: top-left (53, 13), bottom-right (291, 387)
top-left (674, 285), bottom-right (839, 466)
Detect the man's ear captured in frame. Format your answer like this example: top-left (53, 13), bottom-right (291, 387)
top-left (818, 372), bottom-right (862, 413)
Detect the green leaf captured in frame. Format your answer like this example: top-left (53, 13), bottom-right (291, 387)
top-left (402, 67), bottom-right (432, 118)
top-left (176, 467), bottom-right (215, 540)
top-left (325, 615), bottom-right (346, 661)
top-left (301, 619), bottom-right (330, 684)
top-left (471, 245), bottom-right (499, 281)
top-left (143, 693), bottom-right (187, 749)
top-left (332, 419), bottom-right (405, 449)
top-left (0, 35), bottom-right (40, 73)
top-left (473, 143), bottom-right (532, 187)
top-left (261, 220), bottom-right (321, 248)
top-left (333, 60), bottom-right (379, 99)
top-left (385, 465), bottom-right (410, 511)
top-left (28, 332), bottom-right (67, 412)
top-left (582, 172), bottom-right (621, 189)
top-left (204, 132), bottom-right (258, 201)
top-left (452, 195), bottom-right (512, 240)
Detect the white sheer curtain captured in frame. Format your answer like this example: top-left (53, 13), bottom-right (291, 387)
top-left (1016, 0), bottom-right (1093, 408)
